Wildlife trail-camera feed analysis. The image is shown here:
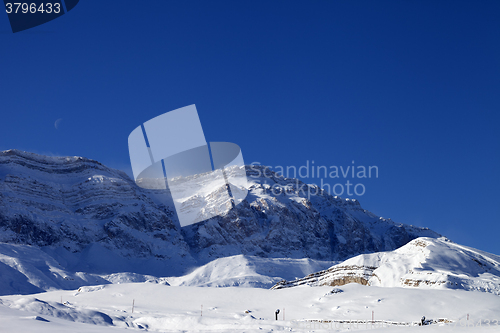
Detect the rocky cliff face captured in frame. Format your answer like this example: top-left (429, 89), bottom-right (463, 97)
top-left (0, 150), bottom-right (440, 275)
top-left (182, 165), bottom-right (440, 262)
top-left (0, 150), bottom-right (193, 275)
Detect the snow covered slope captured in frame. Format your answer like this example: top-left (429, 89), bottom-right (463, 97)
top-left (272, 237), bottom-right (500, 295)
top-left (0, 243), bottom-right (109, 295)
top-left (165, 255), bottom-right (336, 288)
top-left (1, 283), bottom-right (500, 333)
top-left (0, 241), bottom-right (336, 295)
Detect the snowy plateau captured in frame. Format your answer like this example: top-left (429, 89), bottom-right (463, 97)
top-left (0, 149), bottom-right (499, 332)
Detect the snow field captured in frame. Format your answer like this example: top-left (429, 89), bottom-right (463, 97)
top-left (1, 282), bottom-right (499, 333)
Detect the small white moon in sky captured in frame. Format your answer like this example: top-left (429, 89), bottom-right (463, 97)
top-left (55, 118), bottom-right (63, 130)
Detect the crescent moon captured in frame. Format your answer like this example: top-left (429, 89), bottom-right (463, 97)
top-left (55, 118), bottom-right (63, 130)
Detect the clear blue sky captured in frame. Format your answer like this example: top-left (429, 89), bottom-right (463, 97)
top-left (1, 1), bottom-right (499, 254)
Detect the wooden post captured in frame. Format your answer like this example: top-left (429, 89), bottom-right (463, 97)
top-left (201, 304), bottom-right (203, 317)
top-left (132, 299), bottom-right (135, 313)
top-left (372, 311), bottom-right (374, 324)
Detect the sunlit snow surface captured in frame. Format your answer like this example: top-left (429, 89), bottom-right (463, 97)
top-left (1, 283), bottom-right (500, 332)
top-left (273, 237), bottom-right (500, 295)
top-left (1, 238), bottom-right (500, 332)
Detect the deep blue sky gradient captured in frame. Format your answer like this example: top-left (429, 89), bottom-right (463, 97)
top-left (0, 1), bottom-right (499, 254)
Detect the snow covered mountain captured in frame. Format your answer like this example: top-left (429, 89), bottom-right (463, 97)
top-left (1, 150), bottom-right (499, 332)
top-left (271, 237), bottom-right (500, 295)
top-left (0, 149), bottom-right (440, 293)
top-left (0, 150), bottom-right (195, 277)
top-left (187, 164), bottom-right (440, 263)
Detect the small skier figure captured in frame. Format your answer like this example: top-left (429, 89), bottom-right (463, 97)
top-left (421, 316), bottom-right (426, 326)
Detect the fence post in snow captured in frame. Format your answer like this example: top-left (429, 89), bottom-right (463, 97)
top-left (132, 299), bottom-right (135, 313)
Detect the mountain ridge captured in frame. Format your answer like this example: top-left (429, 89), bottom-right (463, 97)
top-left (0, 149), bottom-right (441, 294)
